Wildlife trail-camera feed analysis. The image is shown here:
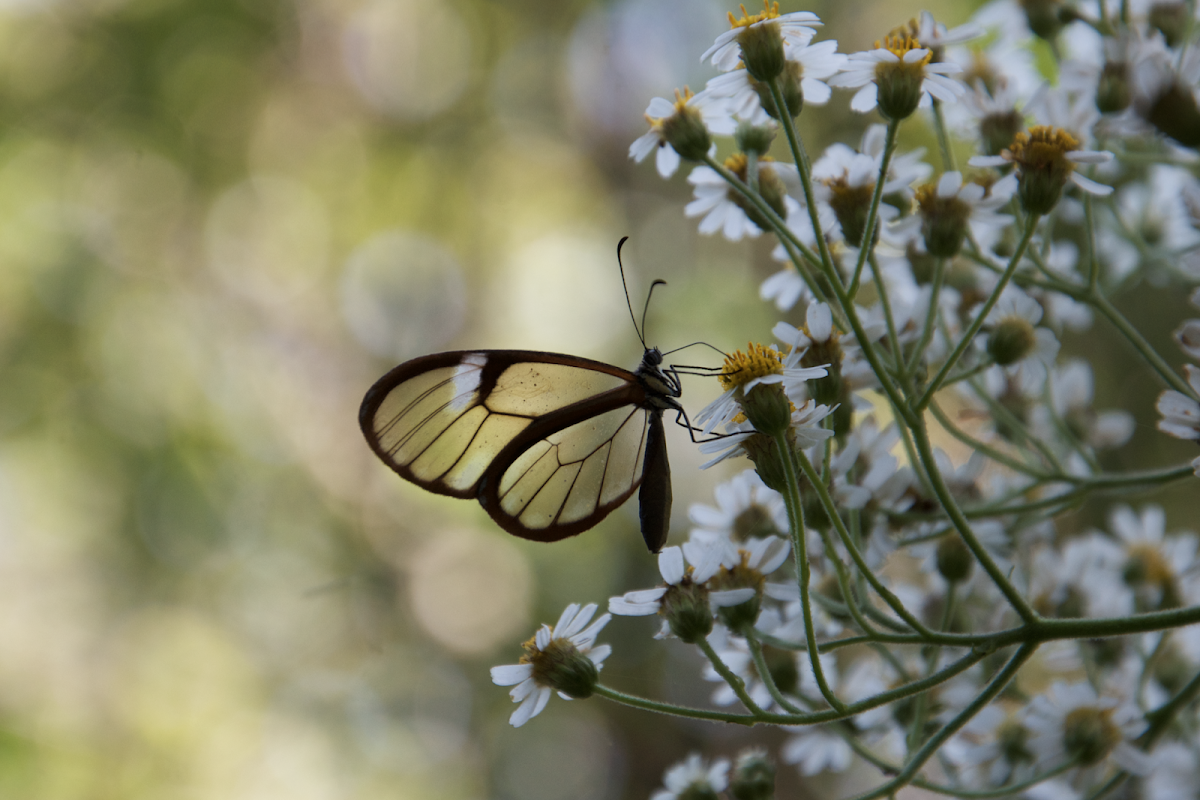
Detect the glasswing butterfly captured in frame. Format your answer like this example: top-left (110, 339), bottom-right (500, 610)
top-left (358, 239), bottom-right (697, 553)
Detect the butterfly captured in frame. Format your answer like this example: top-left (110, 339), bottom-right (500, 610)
top-left (358, 240), bottom-right (694, 553)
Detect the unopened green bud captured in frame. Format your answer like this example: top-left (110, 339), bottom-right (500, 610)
top-left (742, 434), bottom-right (791, 494)
top-left (1020, 0), bottom-right (1067, 39)
top-left (1149, 2), bottom-right (1188, 47)
top-left (979, 110), bottom-right (1025, 157)
top-left (1142, 81), bottom-right (1200, 148)
top-left (736, 121), bottom-right (776, 156)
top-left (741, 383), bottom-right (792, 437)
top-left (988, 316), bottom-right (1037, 365)
top-left (935, 534), bottom-right (973, 583)
top-left (1095, 61), bottom-right (1132, 114)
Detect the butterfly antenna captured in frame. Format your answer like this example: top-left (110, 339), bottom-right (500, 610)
top-left (642, 279), bottom-right (666, 345)
top-left (616, 236), bottom-right (648, 348)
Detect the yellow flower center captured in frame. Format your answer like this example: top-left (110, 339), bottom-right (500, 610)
top-left (1005, 125), bottom-right (1080, 170)
top-left (875, 33), bottom-right (932, 65)
top-left (645, 87), bottom-right (696, 127)
top-left (719, 343), bottom-right (783, 392)
top-left (727, 0), bottom-right (781, 29)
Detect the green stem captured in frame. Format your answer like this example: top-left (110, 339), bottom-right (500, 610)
top-left (768, 79), bottom-right (840, 282)
top-left (849, 120), bottom-right (901, 297)
top-left (793, 448), bottom-right (938, 638)
top-left (910, 416), bottom-right (1041, 623)
top-left (917, 214), bottom-right (1040, 410)
top-left (848, 644), bottom-right (1037, 800)
top-left (697, 636), bottom-right (766, 714)
top-left (906, 257), bottom-right (948, 379)
top-left (745, 629), bottom-right (805, 714)
top-left (775, 429), bottom-right (847, 712)
top-left (1089, 290), bottom-right (1198, 398)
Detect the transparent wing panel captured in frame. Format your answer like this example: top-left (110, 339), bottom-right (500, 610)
top-left (485, 363), bottom-right (626, 416)
top-left (495, 407), bottom-right (650, 532)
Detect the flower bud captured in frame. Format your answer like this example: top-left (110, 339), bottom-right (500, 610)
top-left (826, 179), bottom-right (877, 248)
top-left (1020, 0), bottom-right (1067, 40)
top-left (1149, 2), bottom-right (1188, 47)
top-left (736, 121), bottom-right (777, 156)
top-left (987, 317), bottom-right (1037, 366)
top-left (730, 748), bottom-right (776, 800)
top-left (979, 110), bottom-right (1025, 157)
top-left (1062, 707), bottom-right (1121, 766)
top-left (1095, 61), bottom-right (1131, 114)
top-left (726, 155), bottom-right (789, 231)
top-left (750, 61), bottom-right (805, 119)
top-left (935, 534), bottom-right (973, 583)
top-left (530, 638), bottom-right (599, 699)
top-left (660, 580), bottom-right (714, 644)
top-left (738, 20), bottom-right (786, 81)
top-left (1142, 81), bottom-right (1200, 149)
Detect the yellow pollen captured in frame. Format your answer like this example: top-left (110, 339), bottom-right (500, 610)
top-left (672, 86), bottom-right (696, 112)
top-left (1126, 544), bottom-right (1174, 586)
top-left (728, 1), bottom-right (781, 28)
top-left (719, 342), bottom-right (784, 391)
top-left (875, 33), bottom-right (931, 65)
top-left (723, 152), bottom-right (778, 182)
top-left (1005, 125), bottom-right (1081, 167)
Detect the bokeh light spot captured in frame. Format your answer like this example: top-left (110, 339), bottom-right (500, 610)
top-left (340, 230), bottom-right (466, 361)
top-left (406, 527), bottom-right (531, 656)
top-left (342, 0), bottom-right (471, 121)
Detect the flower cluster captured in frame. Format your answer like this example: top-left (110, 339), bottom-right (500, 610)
top-left (491, 3), bottom-right (1200, 799)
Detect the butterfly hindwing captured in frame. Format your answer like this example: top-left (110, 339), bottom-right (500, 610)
top-left (480, 400), bottom-right (654, 541)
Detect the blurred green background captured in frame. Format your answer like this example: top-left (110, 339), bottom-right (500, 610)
top-left (0, 0), bottom-right (1194, 798)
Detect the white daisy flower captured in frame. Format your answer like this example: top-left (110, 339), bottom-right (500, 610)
top-left (700, 3), bottom-right (822, 72)
top-left (685, 158), bottom-right (801, 241)
top-left (969, 126), bottom-right (1115, 209)
top-left (1025, 681), bottom-right (1150, 779)
top-left (782, 725), bottom-right (853, 775)
top-left (1155, 364), bottom-right (1200, 440)
top-left (695, 342), bottom-right (828, 434)
top-left (489, 603), bottom-right (611, 727)
top-left (828, 34), bottom-right (965, 119)
top-left (629, 88), bottom-right (732, 178)
top-left (704, 39), bottom-right (846, 124)
top-left (689, 469), bottom-right (788, 543)
top-left (975, 286), bottom-right (1060, 375)
top-left (652, 753), bottom-right (730, 800)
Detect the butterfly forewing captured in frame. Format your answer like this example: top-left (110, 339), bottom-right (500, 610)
top-left (361, 351), bottom-right (643, 500)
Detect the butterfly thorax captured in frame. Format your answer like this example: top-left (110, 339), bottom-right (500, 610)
top-left (636, 347), bottom-right (683, 411)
